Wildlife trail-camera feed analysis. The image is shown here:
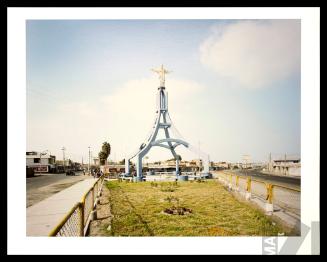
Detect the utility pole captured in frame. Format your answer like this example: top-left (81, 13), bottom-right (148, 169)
top-left (284, 153), bottom-right (287, 175)
top-left (88, 146), bottom-right (91, 174)
top-left (198, 140), bottom-right (201, 174)
top-left (61, 147), bottom-right (66, 172)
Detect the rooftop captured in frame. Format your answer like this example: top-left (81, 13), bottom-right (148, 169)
top-left (26, 151), bottom-right (55, 159)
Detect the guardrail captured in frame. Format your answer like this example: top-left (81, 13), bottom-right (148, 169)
top-left (214, 171), bottom-right (300, 216)
top-left (49, 174), bottom-right (105, 237)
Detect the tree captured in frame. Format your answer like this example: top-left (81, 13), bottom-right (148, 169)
top-left (102, 142), bottom-right (111, 157)
top-left (98, 142), bottom-right (111, 165)
top-left (98, 151), bottom-right (107, 165)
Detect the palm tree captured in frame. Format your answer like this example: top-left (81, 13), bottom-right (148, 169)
top-left (98, 142), bottom-right (111, 165)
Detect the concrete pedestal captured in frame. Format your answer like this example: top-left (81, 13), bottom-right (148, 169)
top-left (201, 172), bottom-right (212, 179)
top-left (265, 203), bottom-right (274, 215)
top-left (245, 192), bottom-right (251, 200)
top-left (178, 175), bottom-right (189, 181)
top-left (133, 177), bottom-right (143, 182)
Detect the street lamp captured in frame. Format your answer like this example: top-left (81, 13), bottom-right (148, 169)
top-left (61, 147), bottom-right (66, 173)
top-left (39, 150), bottom-right (48, 175)
top-left (88, 146), bottom-right (91, 175)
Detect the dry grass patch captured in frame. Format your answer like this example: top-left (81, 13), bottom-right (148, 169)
top-left (104, 180), bottom-right (287, 236)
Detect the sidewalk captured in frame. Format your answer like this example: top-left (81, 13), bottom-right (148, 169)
top-left (27, 177), bottom-right (97, 236)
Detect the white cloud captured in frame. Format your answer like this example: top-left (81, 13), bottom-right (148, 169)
top-left (59, 101), bottom-right (97, 117)
top-left (200, 20), bottom-right (300, 88)
top-left (28, 77), bottom-right (206, 162)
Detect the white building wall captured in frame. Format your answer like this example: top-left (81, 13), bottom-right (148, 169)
top-left (26, 158), bottom-right (50, 167)
top-left (26, 158), bottom-right (34, 166)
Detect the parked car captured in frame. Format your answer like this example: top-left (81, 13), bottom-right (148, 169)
top-left (26, 167), bottom-right (35, 178)
top-left (119, 172), bottom-right (132, 179)
top-left (66, 170), bottom-right (76, 176)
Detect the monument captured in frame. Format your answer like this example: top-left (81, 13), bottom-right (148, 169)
top-left (125, 65), bottom-right (210, 181)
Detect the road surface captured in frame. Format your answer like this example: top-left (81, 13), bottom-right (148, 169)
top-left (233, 169), bottom-right (300, 189)
top-left (26, 172), bottom-right (91, 207)
top-left (214, 170), bottom-right (301, 218)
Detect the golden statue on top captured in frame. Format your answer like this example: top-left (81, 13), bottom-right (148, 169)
top-left (151, 64), bottom-right (171, 87)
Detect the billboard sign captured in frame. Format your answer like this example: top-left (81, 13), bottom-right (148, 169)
top-left (32, 165), bottom-right (48, 173)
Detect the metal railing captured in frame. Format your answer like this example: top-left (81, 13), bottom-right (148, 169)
top-left (214, 171), bottom-right (300, 216)
top-left (272, 184), bottom-right (301, 215)
top-left (49, 174), bottom-right (105, 237)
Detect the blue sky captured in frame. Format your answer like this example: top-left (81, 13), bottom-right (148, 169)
top-left (26, 19), bottom-right (300, 163)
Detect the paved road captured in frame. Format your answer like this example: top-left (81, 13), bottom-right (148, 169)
top-left (26, 172), bottom-right (91, 207)
top-left (233, 169), bottom-right (300, 189)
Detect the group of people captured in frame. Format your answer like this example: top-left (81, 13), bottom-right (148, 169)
top-left (91, 169), bottom-right (103, 178)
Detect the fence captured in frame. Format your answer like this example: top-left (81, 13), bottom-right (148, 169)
top-left (214, 171), bottom-right (300, 216)
top-left (48, 174), bottom-right (105, 237)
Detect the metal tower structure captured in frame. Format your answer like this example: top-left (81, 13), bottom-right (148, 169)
top-left (125, 65), bottom-right (210, 181)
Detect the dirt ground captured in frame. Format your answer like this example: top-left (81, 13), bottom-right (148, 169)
top-left (88, 182), bottom-right (112, 236)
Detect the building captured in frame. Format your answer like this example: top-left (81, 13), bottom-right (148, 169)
top-left (55, 159), bottom-right (83, 172)
top-left (265, 155), bottom-right (301, 177)
top-left (241, 155), bottom-right (252, 169)
top-left (26, 151), bottom-right (56, 173)
top-left (211, 161), bottom-right (230, 170)
top-left (55, 159), bottom-right (70, 173)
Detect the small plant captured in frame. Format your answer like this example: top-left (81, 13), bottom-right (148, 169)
top-left (164, 195), bottom-right (179, 204)
top-left (151, 181), bottom-right (158, 187)
top-left (160, 184), bottom-right (175, 192)
top-left (160, 182), bottom-right (179, 192)
top-left (163, 206), bottom-right (192, 215)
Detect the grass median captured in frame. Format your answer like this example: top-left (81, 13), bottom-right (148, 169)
top-left (101, 179), bottom-right (286, 236)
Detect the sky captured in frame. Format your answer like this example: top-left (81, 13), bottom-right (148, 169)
top-left (26, 19), bottom-right (301, 163)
